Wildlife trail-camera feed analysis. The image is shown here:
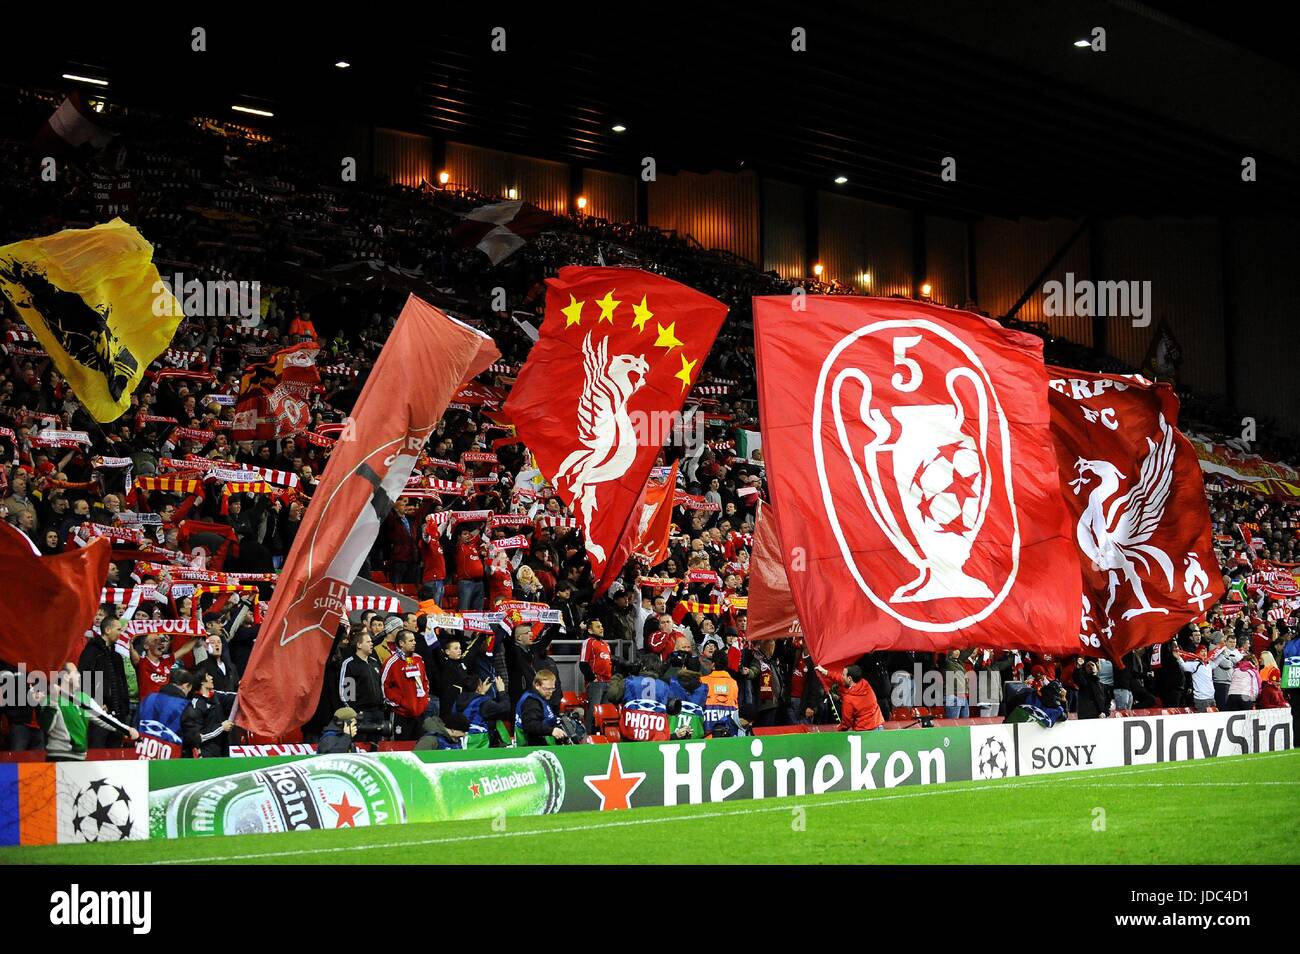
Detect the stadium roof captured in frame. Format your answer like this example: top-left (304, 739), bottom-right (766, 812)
top-left (5, 1), bottom-right (1297, 219)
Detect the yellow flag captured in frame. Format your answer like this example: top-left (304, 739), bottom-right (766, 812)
top-left (0, 218), bottom-right (182, 422)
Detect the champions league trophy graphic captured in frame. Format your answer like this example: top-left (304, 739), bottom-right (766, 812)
top-left (833, 364), bottom-right (994, 602)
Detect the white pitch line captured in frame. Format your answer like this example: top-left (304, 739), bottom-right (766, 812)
top-left (146, 749), bottom-right (1298, 866)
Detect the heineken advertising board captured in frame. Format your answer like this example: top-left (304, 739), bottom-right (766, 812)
top-left (147, 728), bottom-right (971, 838)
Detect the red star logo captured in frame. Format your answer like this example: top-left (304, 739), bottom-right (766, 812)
top-left (469, 781), bottom-right (482, 798)
top-left (934, 441), bottom-right (966, 463)
top-left (939, 513), bottom-right (970, 535)
top-left (329, 792), bottom-right (363, 828)
top-left (917, 493), bottom-right (936, 523)
top-left (583, 745), bottom-right (646, 811)
top-left (944, 468), bottom-right (979, 508)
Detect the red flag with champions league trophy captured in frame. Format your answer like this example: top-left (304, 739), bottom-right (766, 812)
top-left (753, 295), bottom-right (1081, 667)
top-left (1047, 367), bottom-right (1223, 662)
top-left (236, 295), bottom-right (498, 738)
top-left (504, 267), bottom-right (728, 593)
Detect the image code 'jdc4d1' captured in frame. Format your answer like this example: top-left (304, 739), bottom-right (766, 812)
top-left (150, 750), bottom-right (565, 837)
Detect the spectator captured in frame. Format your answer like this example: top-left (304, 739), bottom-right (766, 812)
top-left (317, 707), bottom-right (359, 754)
top-left (76, 617), bottom-right (133, 749)
top-left (1225, 655), bottom-right (1261, 711)
top-left (381, 628), bottom-right (432, 741)
top-left (1074, 658), bottom-right (1110, 719)
top-left (941, 649), bottom-right (971, 719)
top-left (35, 664), bottom-right (138, 761)
top-left (579, 619), bottom-right (613, 735)
top-left (137, 669), bottom-right (195, 756)
top-left (182, 670), bottom-right (233, 757)
top-left (132, 632), bottom-right (199, 704)
top-left (382, 498), bottom-right (421, 585)
top-left (1179, 645), bottom-right (1219, 713)
top-left (339, 631), bottom-right (385, 730)
top-left (838, 665), bottom-right (885, 731)
top-left (503, 621), bottom-right (559, 708)
top-left (373, 614), bottom-right (404, 665)
top-left (454, 672), bottom-right (512, 748)
top-left (455, 527), bottom-right (486, 611)
top-left (1212, 634), bottom-right (1242, 710)
top-left (515, 670), bottom-right (566, 746)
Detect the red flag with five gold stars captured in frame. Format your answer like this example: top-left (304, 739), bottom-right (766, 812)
top-left (504, 267), bottom-right (728, 592)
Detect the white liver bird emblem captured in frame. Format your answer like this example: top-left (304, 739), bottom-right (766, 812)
top-left (1069, 414), bottom-right (1177, 636)
top-left (555, 331), bottom-right (649, 562)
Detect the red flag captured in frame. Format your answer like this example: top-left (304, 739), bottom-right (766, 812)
top-left (630, 462), bottom-right (678, 566)
top-left (0, 522), bottom-right (109, 672)
top-left (1047, 368), bottom-right (1223, 661)
top-left (747, 501), bottom-right (800, 641)
top-left (236, 295), bottom-right (498, 738)
top-left (504, 267), bottom-right (728, 592)
top-left (753, 296), bottom-right (1080, 666)
top-left (231, 341), bottom-right (321, 441)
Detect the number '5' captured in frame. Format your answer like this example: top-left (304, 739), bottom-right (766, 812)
top-left (892, 336), bottom-right (923, 392)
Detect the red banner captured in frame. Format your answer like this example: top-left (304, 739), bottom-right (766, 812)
top-left (1047, 369), bottom-right (1224, 660)
top-left (753, 296), bottom-right (1080, 665)
top-left (747, 501), bottom-right (800, 640)
top-left (236, 295), bottom-right (498, 739)
top-left (231, 341), bottom-right (321, 441)
top-left (503, 267), bottom-right (727, 593)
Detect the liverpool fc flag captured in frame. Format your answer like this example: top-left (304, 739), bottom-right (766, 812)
top-left (236, 295), bottom-right (498, 739)
top-left (0, 218), bottom-right (182, 422)
top-left (1047, 368), bottom-right (1222, 661)
top-left (753, 296), bottom-right (1080, 665)
top-left (231, 341), bottom-right (321, 441)
top-left (504, 267), bottom-right (728, 592)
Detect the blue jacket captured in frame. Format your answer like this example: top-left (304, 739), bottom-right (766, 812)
top-left (138, 685), bottom-right (188, 745)
top-left (666, 677), bottom-right (708, 716)
top-left (623, 675), bottom-right (669, 713)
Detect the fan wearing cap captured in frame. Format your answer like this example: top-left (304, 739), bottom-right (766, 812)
top-left (374, 614), bottom-right (405, 665)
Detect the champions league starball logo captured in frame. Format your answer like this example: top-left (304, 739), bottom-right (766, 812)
top-left (68, 778), bottom-right (136, 842)
top-left (813, 318), bottom-right (1020, 631)
top-left (976, 737), bottom-right (1009, 779)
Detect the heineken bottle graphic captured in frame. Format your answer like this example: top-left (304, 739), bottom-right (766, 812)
top-left (150, 750), bottom-right (565, 838)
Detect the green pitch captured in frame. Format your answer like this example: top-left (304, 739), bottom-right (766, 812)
top-left (4, 749), bottom-right (1298, 865)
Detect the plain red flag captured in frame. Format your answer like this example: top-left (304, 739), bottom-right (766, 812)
top-left (0, 522), bottom-right (108, 672)
top-left (746, 500), bottom-right (801, 641)
top-left (1047, 367), bottom-right (1223, 661)
top-left (753, 295), bottom-right (1080, 666)
top-left (503, 267), bottom-right (728, 593)
top-left (236, 295), bottom-right (499, 738)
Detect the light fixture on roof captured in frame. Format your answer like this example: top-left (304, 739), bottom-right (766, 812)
top-left (438, 171), bottom-right (450, 185)
top-left (920, 282), bottom-right (933, 297)
top-left (232, 105), bottom-right (274, 117)
top-left (834, 175), bottom-right (848, 185)
top-left (507, 187), bottom-right (518, 200)
top-left (576, 195), bottom-right (588, 210)
top-left (335, 60), bottom-right (351, 69)
top-left (62, 73), bottom-right (108, 86)
top-left (611, 123), bottom-right (627, 133)
top-left (813, 263), bottom-right (824, 278)
top-left (860, 271), bottom-right (872, 286)
top-left (1073, 39), bottom-right (1091, 48)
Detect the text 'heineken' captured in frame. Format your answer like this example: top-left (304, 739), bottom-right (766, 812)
top-left (150, 750), bottom-right (566, 838)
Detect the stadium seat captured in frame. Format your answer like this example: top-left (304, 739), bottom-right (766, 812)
top-left (592, 703), bottom-right (621, 735)
top-left (561, 691), bottom-right (587, 713)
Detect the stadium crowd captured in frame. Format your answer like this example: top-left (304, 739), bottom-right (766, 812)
top-left (0, 88), bottom-right (1296, 760)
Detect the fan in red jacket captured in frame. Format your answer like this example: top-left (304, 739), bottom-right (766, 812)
top-left (838, 665), bottom-right (885, 731)
top-left (381, 630), bottom-right (431, 741)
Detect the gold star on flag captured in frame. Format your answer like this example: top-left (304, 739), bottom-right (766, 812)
top-left (596, 290), bottom-right (621, 323)
top-left (562, 295), bottom-right (584, 327)
top-left (631, 295), bottom-right (654, 332)
top-left (674, 354), bottom-right (697, 392)
top-left (654, 321), bottom-right (684, 352)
